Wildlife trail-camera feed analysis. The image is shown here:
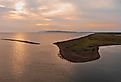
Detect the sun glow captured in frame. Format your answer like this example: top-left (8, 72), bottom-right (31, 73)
top-left (15, 2), bottom-right (25, 13)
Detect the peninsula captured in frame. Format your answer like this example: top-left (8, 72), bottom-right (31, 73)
top-left (54, 33), bottom-right (121, 63)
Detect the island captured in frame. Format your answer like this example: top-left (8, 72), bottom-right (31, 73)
top-left (1, 38), bottom-right (40, 45)
top-left (54, 33), bottom-right (121, 63)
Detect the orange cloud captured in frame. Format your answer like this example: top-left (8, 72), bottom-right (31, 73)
top-left (41, 2), bottom-right (77, 16)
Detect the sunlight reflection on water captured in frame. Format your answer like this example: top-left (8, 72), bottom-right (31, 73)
top-left (11, 34), bottom-right (27, 79)
top-left (0, 32), bottom-right (121, 82)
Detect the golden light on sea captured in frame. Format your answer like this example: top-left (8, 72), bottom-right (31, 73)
top-left (11, 33), bottom-right (27, 78)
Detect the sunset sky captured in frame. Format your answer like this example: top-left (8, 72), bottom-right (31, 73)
top-left (0, 0), bottom-right (121, 32)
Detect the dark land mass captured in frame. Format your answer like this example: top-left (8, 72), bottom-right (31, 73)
top-left (54, 33), bottom-right (121, 63)
top-left (44, 30), bottom-right (79, 33)
top-left (1, 39), bottom-right (40, 45)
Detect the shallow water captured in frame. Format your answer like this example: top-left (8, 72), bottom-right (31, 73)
top-left (0, 32), bottom-right (121, 82)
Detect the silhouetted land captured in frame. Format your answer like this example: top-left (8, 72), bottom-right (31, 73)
top-left (44, 30), bottom-right (78, 33)
top-left (1, 39), bottom-right (40, 45)
top-left (54, 33), bottom-right (121, 63)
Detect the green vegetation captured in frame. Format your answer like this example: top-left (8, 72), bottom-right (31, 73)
top-left (54, 33), bottom-right (121, 63)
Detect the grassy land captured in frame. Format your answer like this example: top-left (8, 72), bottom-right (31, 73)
top-left (54, 33), bottom-right (121, 63)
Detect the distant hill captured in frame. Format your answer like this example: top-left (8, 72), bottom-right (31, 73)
top-left (37, 30), bottom-right (94, 34)
top-left (44, 30), bottom-right (78, 33)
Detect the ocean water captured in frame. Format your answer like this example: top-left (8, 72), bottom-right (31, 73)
top-left (0, 32), bottom-right (121, 82)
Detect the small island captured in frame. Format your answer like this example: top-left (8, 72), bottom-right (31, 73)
top-left (54, 33), bottom-right (121, 63)
top-left (1, 39), bottom-right (40, 45)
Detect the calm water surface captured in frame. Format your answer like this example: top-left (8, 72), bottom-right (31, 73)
top-left (0, 32), bottom-right (121, 82)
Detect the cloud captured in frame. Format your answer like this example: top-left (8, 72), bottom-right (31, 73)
top-left (0, 6), bottom-right (13, 14)
top-left (41, 2), bottom-right (77, 16)
top-left (0, 0), bottom-right (121, 32)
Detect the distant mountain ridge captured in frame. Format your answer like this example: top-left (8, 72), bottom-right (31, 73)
top-left (45, 30), bottom-right (78, 33)
top-left (44, 31), bottom-right (121, 34)
top-left (37, 30), bottom-right (93, 33)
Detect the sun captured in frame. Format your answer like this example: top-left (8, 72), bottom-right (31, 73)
top-left (15, 1), bottom-right (25, 13)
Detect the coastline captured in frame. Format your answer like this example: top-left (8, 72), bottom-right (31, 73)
top-left (54, 33), bottom-right (121, 63)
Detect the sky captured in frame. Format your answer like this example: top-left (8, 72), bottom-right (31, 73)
top-left (0, 0), bottom-right (121, 32)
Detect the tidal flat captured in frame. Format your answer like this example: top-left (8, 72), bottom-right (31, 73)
top-left (54, 33), bottom-right (121, 63)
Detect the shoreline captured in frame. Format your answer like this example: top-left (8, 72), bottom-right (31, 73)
top-left (54, 33), bottom-right (121, 63)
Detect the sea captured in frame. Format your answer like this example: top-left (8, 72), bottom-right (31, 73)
top-left (0, 32), bottom-right (121, 82)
